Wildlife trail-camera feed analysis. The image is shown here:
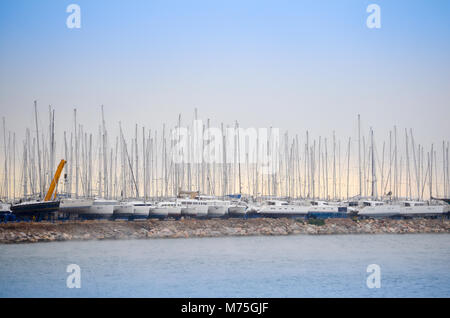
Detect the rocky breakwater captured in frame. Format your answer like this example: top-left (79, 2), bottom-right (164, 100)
top-left (0, 218), bottom-right (449, 244)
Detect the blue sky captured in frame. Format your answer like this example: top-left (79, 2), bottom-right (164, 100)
top-left (0, 0), bottom-right (449, 147)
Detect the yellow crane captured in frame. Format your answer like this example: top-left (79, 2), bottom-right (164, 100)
top-left (44, 159), bottom-right (66, 201)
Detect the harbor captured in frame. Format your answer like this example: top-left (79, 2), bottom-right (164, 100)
top-left (0, 104), bottom-right (449, 225)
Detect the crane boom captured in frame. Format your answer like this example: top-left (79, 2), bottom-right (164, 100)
top-left (44, 159), bottom-right (66, 201)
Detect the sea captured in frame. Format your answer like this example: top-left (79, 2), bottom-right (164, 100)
top-left (0, 234), bottom-right (449, 297)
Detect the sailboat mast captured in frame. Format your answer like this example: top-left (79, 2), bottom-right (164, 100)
top-left (101, 105), bottom-right (108, 198)
top-left (34, 101), bottom-right (43, 198)
top-left (333, 131), bottom-right (336, 200)
top-left (358, 114), bottom-right (362, 198)
top-left (74, 108), bottom-right (79, 198)
top-left (236, 121), bottom-right (242, 195)
top-left (346, 137), bottom-right (351, 200)
top-left (371, 128), bottom-right (376, 198)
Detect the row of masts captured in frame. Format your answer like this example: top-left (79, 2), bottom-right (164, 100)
top-left (1, 103), bottom-right (449, 202)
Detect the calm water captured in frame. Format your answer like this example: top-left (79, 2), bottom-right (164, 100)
top-left (0, 234), bottom-right (449, 297)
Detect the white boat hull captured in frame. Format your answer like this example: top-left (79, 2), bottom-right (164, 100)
top-left (167, 206), bottom-right (182, 218)
top-left (399, 205), bottom-right (447, 217)
top-left (228, 206), bottom-right (247, 217)
top-left (207, 205), bottom-right (228, 218)
top-left (181, 205), bottom-right (208, 218)
top-left (0, 203), bottom-right (11, 213)
top-left (257, 205), bottom-right (309, 218)
top-left (149, 207), bottom-right (169, 219)
top-left (358, 205), bottom-right (401, 218)
top-left (113, 204), bottom-right (134, 218)
top-left (133, 205), bottom-right (150, 219)
top-left (59, 198), bottom-right (94, 214)
top-left (78, 204), bottom-right (114, 219)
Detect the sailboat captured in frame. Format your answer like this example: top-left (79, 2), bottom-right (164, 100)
top-left (0, 200), bottom-right (12, 221)
top-left (227, 123), bottom-right (246, 217)
top-left (256, 200), bottom-right (309, 218)
top-left (431, 196), bottom-right (450, 205)
top-left (202, 196), bottom-right (230, 218)
top-left (228, 194), bottom-right (247, 218)
top-left (149, 201), bottom-right (181, 219)
top-left (11, 159), bottom-right (66, 220)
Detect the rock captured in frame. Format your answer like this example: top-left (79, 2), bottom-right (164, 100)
top-left (0, 218), bottom-right (449, 243)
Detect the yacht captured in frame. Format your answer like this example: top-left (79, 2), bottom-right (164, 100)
top-left (113, 201), bottom-right (135, 219)
top-left (399, 201), bottom-right (447, 218)
top-left (78, 199), bottom-right (118, 219)
top-left (257, 200), bottom-right (309, 218)
top-left (307, 200), bottom-right (348, 218)
top-left (199, 196), bottom-right (230, 218)
top-left (0, 201), bottom-right (12, 222)
top-left (59, 198), bottom-right (94, 218)
top-left (178, 198), bottom-right (209, 218)
top-left (130, 201), bottom-right (152, 219)
top-left (150, 201), bottom-right (182, 219)
top-left (0, 201), bottom-right (11, 213)
top-left (228, 202), bottom-right (247, 218)
top-left (11, 159), bottom-right (66, 220)
top-left (11, 200), bottom-right (60, 220)
top-left (357, 200), bottom-right (401, 218)
top-left (342, 200), bottom-right (361, 216)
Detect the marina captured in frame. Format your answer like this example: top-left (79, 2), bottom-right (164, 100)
top-left (0, 105), bottom-right (449, 224)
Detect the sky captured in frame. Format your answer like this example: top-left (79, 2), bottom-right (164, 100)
top-left (0, 0), bottom-right (449, 149)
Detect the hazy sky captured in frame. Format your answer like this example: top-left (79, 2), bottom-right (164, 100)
top-left (0, 0), bottom-right (449, 148)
